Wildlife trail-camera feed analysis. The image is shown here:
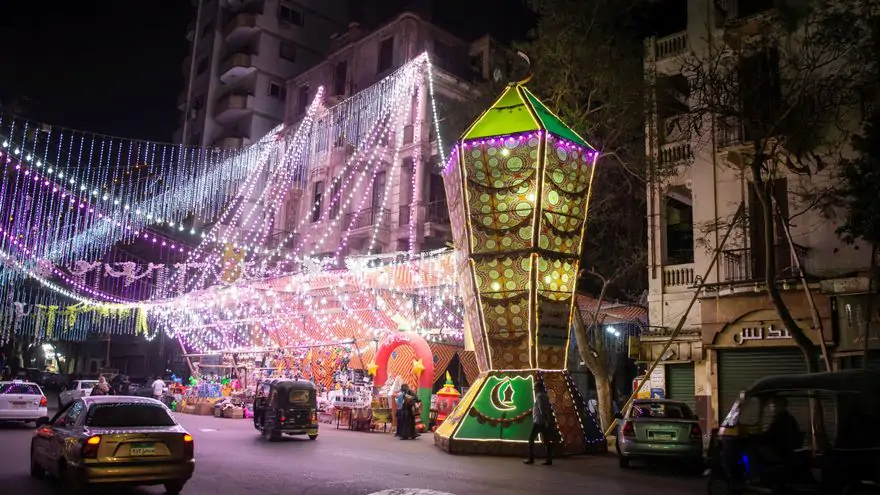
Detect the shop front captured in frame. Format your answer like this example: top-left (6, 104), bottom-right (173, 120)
top-left (705, 295), bottom-right (833, 426)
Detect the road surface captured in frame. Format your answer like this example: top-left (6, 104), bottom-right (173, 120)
top-left (0, 410), bottom-right (705, 495)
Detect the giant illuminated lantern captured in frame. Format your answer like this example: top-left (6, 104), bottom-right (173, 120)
top-left (434, 81), bottom-right (607, 455)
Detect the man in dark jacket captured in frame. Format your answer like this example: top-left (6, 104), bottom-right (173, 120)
top-left (524, 379), bottom-right (554, 466)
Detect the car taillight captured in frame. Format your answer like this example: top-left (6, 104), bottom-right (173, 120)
top-left (39, 396), bottom-right (47, 407)
top-left (82, 435), bottom-right (101, 458)
top-left (690, 423), bottom-right (702, 441)
top-left (183, 433), bottom-right (194, 458)
top-left (312, 409), bottom-right (318, 422)
top-left (621, 421), bottom-right (635, 437)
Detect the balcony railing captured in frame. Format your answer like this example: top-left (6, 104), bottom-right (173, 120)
top-left (266, 230), bottom-right (299, 250)
top-left (655, 31), bottom-right (688, 60)
top-left (716, 117), bottom-right (744, 148)
top-left (224, 13), bottom-right (256, 39)
top-left (426, 200), bottom-right (449, 224)
top-left (722, 244), bottom-right (808, 283)
top-left (663, 263), bottom-right (695, 290)
top-left (345, 207), bottom-right (391, 231)
top-left (658, 142), bottom-right (691, 165)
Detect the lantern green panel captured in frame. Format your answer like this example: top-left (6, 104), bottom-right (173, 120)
top-left (437, 82), bottom-right (606, 456)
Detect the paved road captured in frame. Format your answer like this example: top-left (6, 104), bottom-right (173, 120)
top-left (0, 411), bottom-right (705, 495)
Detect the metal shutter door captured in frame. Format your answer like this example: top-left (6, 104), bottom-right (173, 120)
top-left (665, 363), bottom-right (696, 411)
top-left (716, 349), bottom-right (806, 422)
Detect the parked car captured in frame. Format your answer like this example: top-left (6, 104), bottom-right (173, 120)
top-left (0, 380), bottom-right (49, 424)
top-left (30, 396), bottom-right (194, 494)
top-left (58, 380), bottom-right (99, 408)
top-left (616, 398), bottom-right (703, 471)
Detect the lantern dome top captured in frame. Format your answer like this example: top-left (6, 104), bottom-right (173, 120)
top-left (460, 84), bottom-right (594, 149)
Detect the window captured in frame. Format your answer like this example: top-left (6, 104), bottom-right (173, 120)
top-left (200, 20), bottom-right (214, 38)
top-left (377, 37), bottom-right (394, 73)
top-left (371, 171), bottom-right (386, 209)
top-left (196, 57), bottom-right (209, 76)
top-left (665, 191), bottom-right (694, 264)
top-left (280, 41), bottom-right (297, 62)
top-left (629, 401), bottom-right (697, 420)
top-left (311, 181), bottom-right (324, 222)
top-left (56, 401), bottom-right (85, 428)
top-left (0, 383), bottom-right (41, 395)
top-left (79, 381), bottom-right (98, 390)
top-left (289, 390), bottom-right (311, 404)
top-left (333, 61), bottom-right (348, 96)
top-left (329, 181), bottom-right (340, 219)
top-left (268, 81), bottom-right (286, 100)
top-left (297, 85), bottom-right (310, 114)
top-left (85, 403), bottom-right (176, 428)
top-left (738, 47), bottom-right (781, 140)
top-left (278, 2), bottom-right (304, 26)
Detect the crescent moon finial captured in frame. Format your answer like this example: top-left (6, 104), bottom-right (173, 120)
top-left (514, 51), bottom-right (534, 86)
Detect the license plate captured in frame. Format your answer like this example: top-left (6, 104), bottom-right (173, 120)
top-left (648, 430), bottom-right (675, 441)
top-left (11, 402), bottom-right (28, 409)
top-left (130, 443), bottom-right (156, 456)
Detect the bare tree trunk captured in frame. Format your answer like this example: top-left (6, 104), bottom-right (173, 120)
top-left (750, 155), bottom-right (817, 373)
top-left (864, 242), bottom-right (878, 368)
top-left (594, 373), bottom-right (614, 435)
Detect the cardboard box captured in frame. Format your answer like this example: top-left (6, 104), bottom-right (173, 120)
top-left (223, 407), bottom-right (244, 419)
top-left (196, 403), bottom-right (214, 416)
top-left (182, 405), bottom-right (196, 415)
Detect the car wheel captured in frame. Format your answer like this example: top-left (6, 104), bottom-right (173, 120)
top-left (60, 460), bottom-right (85, 494)
top-left (707, 474), bottom-right (737, 495)
top-left (29, 448), bottom-right (44, 479)
top-left (308, 434), bottom-right (318, 440)
top-left (618, 456), bottom-right (630, 469)
top-left (164, 480), bottom-right (187, 494)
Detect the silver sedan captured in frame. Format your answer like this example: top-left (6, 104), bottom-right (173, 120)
top-left (616, 399), bottom-right (704, 470)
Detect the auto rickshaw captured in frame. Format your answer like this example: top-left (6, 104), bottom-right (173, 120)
top-left (706, 369), bottom-right (880, 495)
top-left (253, 378), bottom-right (319, 442)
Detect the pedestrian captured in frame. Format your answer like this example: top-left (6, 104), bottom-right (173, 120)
top-left (90, 375), bottom-right (112, 396)
top-left (119, 376), bottom-right (131, 395)
top-left (397, 384), bottom-right (418, 439)
top-left (524, 379), bottom-right (554, 466)
top-left (151, 375), bottom-right (165, 401)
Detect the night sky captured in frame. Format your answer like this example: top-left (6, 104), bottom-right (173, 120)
top-left (0, 0), bottom-right (681, 143)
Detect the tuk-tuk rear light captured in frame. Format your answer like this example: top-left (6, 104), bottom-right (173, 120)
top-left (690, 423), bottom-right (702, 441)
top-left (621, 421), bottom-right (635, 437)
top-left (312, 409), bottom-right (318, 422)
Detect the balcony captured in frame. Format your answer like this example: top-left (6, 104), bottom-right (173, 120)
top-left (722, 244), bottom-right (808, 283)
top-left (266, 230), bottom-right (299, 250)
top-left (662, 263), bottom-right (695, 292)
top-left (215, 93), bottom-right (253, 124)
top-left (219, 53), bottom-right (255, 84)
top-left (716, 117), bottom-right (745, 148)
top-left (344, 207), bottom-right (391, 233)
top-left (224, 13), bottom-right (258, 45)
top-left (177, 91), bottom-right (187, 110)
top-left (426, 200), bottom-right (450, 224)
top-left (658, 142), bottom-right (691, 166)
top-left (655, 32), bottom-right (688, 60)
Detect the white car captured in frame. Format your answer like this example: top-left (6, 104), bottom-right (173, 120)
top-left (0, 380), bottom-right (48, 424)
top-left (59, 379), bottom-right (99, 407)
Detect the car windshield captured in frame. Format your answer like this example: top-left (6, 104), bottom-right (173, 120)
top-left (0, 383), bottom-right (41, 395)
top-left (289, 389), bottom-right (312, 404)
top-left (85, 403), bottom-right (176, 427)
top-left (80, 381), bottom-right (98, 388)
top-left (631, 402), bottom-right (695, 419)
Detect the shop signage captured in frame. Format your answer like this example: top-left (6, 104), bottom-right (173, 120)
top-left (385, 333), bottom-right (411, 346)
top-left (732, 323), bottom-right (791, 345)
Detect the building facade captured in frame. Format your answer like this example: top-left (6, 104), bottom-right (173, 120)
top-left (175, 0), bottom-right (350, 148)
top-left (641, 0), bottom-right (877, 431)
top-left (279, 12), bottom-right (496, 256)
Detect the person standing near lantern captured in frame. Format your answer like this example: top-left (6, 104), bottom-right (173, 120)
top-left (524, 379), bottom-right (555, 465)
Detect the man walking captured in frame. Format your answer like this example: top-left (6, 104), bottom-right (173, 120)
top-left (524, 379), bottom-right (554, 466)
top-left (151, 376), bottom-right (165, 402)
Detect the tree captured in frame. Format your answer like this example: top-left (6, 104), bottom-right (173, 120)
top-left (830, 109), bottom-right (880, 363)
top-left (673, 0), bottom-right (876, 373)
top-left (513, 0), bottom-right (651, 433)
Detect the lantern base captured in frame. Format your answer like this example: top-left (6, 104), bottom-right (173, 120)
top-left (433, 369), bottom-right (607, 456)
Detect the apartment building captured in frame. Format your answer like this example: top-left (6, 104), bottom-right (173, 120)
top-left (279, 12), bottom-right (497, 257)
top-left (175, 0), bottom-right (350, 148)
top-left (640, 0), bottom-right (876, 430)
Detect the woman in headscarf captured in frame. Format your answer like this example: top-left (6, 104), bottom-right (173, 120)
top-left (397, 384), bottom-right (418, 440)
top-left (90, 375), bottom-right (113, 396)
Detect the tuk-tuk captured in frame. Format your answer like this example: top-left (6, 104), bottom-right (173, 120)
top-left (706, 369), bottom-right (880, 495)
top-left (253, 379), bottom-right (319, 442)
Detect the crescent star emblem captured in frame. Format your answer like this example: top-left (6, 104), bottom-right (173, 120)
top-left (489, 378), bottom-right (517, 412)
